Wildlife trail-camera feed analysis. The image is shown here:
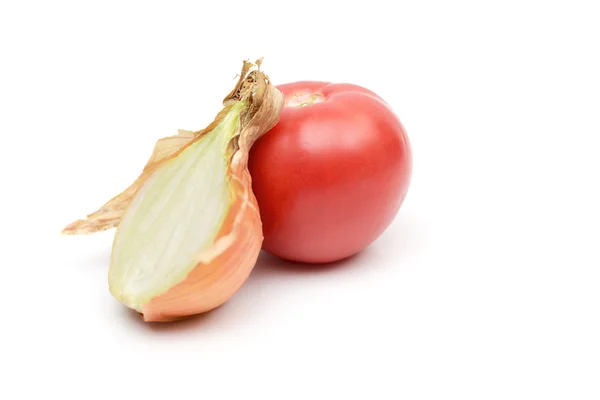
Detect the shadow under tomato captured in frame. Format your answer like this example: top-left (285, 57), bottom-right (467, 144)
top-left (251, 248), bottom-right (370, 276)
top-left (114, 251), bottom-right (369, 333)
top-left (115, 211), bottom-right (421, 334)
top-left (115, 252), bottom-right (358, 332)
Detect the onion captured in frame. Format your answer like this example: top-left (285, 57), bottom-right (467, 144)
top-left (63, 60), bottom-right (283, 321)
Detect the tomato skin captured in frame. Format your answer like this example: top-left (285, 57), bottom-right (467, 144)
top-left (249, 81), bottom-right (412, 263)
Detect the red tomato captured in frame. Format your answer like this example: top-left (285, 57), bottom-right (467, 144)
top-left (249, 81), bottom-right (412, 263)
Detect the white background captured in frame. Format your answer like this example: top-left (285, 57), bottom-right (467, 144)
top-left (1, 0), bottom-right (599, 399)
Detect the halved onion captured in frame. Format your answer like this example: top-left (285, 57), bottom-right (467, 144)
top-left (63, 60), bottom-right (283, 321)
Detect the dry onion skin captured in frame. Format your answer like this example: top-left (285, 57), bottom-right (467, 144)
top-left (63, 60), bottom-right (284, 322)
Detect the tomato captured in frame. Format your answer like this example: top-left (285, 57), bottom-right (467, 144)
top-left (248, 81), bottom-right (412, 263)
